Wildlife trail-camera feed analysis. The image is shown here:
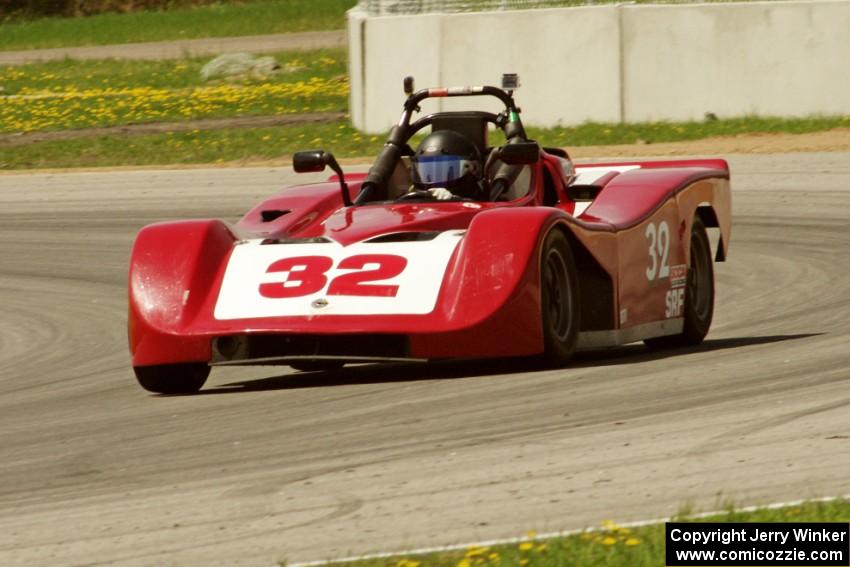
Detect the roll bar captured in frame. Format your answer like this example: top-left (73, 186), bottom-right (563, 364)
top-left (357, 76), bottom-right (528, 204)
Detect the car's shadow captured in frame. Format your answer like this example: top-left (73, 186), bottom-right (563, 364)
top-left (199, 333), bottom-right (821, 395)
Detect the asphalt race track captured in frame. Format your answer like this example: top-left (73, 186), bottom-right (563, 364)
top-left (0, 153), bottom-right (848, 565)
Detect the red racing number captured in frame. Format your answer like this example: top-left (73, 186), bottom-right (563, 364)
top-left (328, 254), bottom-right (407, 297)
top-left (259, 256), bottom-right (333, 298)
top-left (258, 254), bottom-right (407, 298)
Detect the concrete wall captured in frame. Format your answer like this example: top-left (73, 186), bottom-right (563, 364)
top-left (622, 1), bottom-right (850, 122)
top-left (348, 1), bottom-right (850, 133)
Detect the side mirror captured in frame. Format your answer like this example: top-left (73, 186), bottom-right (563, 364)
top-left (293, 150), bottom-right (328, 173)
top-left (292, 149), bottom-right (352, 206)
top-left (499, 141), bottom-right (540, 165)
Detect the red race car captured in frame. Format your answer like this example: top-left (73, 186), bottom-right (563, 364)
top-left (128, 75), bottom-right (731, 393)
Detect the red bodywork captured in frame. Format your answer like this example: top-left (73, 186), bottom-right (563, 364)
top-left (129, 154), bottom-right (731, 368)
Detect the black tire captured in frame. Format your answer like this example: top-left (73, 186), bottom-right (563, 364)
top-left (289, 360), bottom-right (345, 372)
top-left (539, 229), bottom-right (581, 365)
top-left (645, 216), bottom-right (714, 348)
top-left (134, 363), bottom-right (210, 394)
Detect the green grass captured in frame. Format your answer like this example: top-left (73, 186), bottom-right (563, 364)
top-left (303, 499), bottom-right (850, 567)
top-left (528, 115), bottom-right (850, 147)
top-left (0, 0), bottom-right (356, 51)
top-left (0, 49), bottom-right (348, 133)
top-left (0, 122), bottom-right (381, 170)
top-left (2, 115), bottom-right (849, 171)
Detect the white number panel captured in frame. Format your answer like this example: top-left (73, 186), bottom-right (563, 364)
top-left (214, 231), bottom-right (463, 320)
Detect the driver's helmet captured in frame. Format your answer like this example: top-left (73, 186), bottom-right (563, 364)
top-left (411, 130), bottom-right (482, 198)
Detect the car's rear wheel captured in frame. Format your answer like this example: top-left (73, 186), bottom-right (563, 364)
top-left (134, 363), bottom-right (210, 394)
top-left (289, 360), bottom-right (345, 372)
top-left (645, 216), bottom-right (714, 348)
top-left (539, 229), bottom-right (580, 365)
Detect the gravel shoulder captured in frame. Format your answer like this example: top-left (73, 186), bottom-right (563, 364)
top-left (0, 30), bottom-right (345, 64)
top-left (567, 128), bottom-right (850, 159)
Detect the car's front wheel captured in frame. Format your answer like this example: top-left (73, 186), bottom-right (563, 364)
top-left (539, 229), bottom-right (580, 365)
top-left (134, 363), bottom-right (210, 394)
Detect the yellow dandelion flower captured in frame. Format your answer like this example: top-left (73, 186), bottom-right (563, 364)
top-left (518, 542), bottom-right (534, 551)
top-left (457, 559), bottom-right (471, 567)
top-left (601, 536), bottom-right (617, 546)
top-left (465, 547), bottom-right (488, 557)
top-left (625, 537), bottom-right (641, 546)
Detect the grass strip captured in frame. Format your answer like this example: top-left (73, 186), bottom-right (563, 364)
top-left (1, 79), bottom-right (348, 133)
top-left (295, 499), bottom-right (850, 567)
top-left (0, 122), bottom-right (380, 170)
top-left (0, 49), bottom-right (348, 133)
top-left (0, 112), bottom-right (346, 145)
top-left (527, 115), bottom-right (850, 147)
top-left (2, 116), bottom-right (849, 171)
top-left (0, 1), bottom-right (357, 51)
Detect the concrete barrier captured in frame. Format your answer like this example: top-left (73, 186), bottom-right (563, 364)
top-left (348, 1), bottom-right (850, 133)
top-left (622, 1), bottom-right (850, 122)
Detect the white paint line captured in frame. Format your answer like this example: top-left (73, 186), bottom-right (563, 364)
top-left (573, 201), bottom-right (592, 217)
top-left (571, 165), bottom-right (639, 186)
top-left (289, 493), bottom-right (850, 567)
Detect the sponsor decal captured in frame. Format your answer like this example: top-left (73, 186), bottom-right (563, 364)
top-left (670, 264), bottom-right (687, 289)
top-left (665, 288), bottom-right (685, 318)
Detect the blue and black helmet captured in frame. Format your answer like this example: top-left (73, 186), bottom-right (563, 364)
top-left (411, 130), bottom-right (482, 197)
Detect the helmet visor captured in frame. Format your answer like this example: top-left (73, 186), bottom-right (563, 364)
top-left (413, 155), bottom-right (475, 187)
